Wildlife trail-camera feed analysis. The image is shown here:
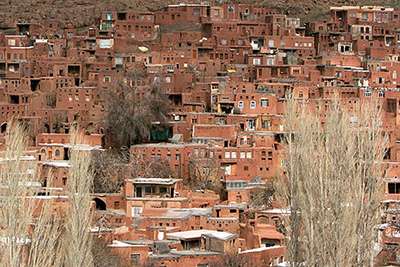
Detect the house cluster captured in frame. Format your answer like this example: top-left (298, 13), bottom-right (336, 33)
top-left (2, 3), bottom-right (400, 266)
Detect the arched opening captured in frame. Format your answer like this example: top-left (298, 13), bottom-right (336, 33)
top-left (1, 123), bottom-right (7, 133)
top-left (93, 198), bottom-right (106, 210)
top-left (257, 215), bottom-right (269, 224)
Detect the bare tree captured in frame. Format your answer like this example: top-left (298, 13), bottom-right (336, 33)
top-left (64, 129), bottom-right (94, 267)
top-left (275, 96), bottom-right (388, 267)
top-left (92, 237), bottom-right (129, 267)
top-left (248, 183), bottom-right (275, 209)
top-left (91, 149), bottom-right (128, 193)
top-left (208, 252), bottom-right (247, 267)
top-left (0, 121), bottom-right (37, 267)
top-left (28, 198), bottom-right (64, 267)
top-left (53, 112), bottom-right (68, 133)
top-left (187, 158), bottom-right (222, 191)
top-left (131, 153), bottom-right (172, 178)
top-left (105, 70), bottom-right (171, 147)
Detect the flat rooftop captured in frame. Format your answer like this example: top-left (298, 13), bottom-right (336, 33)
top-left (167, 230), bottom-right (236, 241)
top-left (126, 178), bottom-right (182, 185)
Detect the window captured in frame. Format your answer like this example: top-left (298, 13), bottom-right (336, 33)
top-left (250, 101), bottom-right (256, 109)
top-left (362, 13), bottom-right (368, 20)
top-left (55, 149), bottom-right (60, 157)
top-left (379, 91), bottom-right (385, 98)
top-left (228, 6), bottom-right (234, 12)
top-left (231, 152), bottom-right (237, 158)
top-left (165, 77), bottom-right (171, 83)
top-left (221, 39), bottom-right (227, 45)
top-left (238, 39), bottom-right (244, 45)
top-left (175, 154), bottom-right (180, 161)
top-left (99, 39), bottom-right (111, 49)
top-left (238, 101), bottom-right (244, 109)
top-left (223, 162), bottom-right (232, 177)
top-left (103, 76), bottom-right (111, 82)
top-left (240, 152), bottom-right (245, 159)
top-left (261, 120), bottom-right (271, 129)
top-left (247, 120), bottom-right (255, 130)
top-left (253, 58), bottom-right (261, 65)
top-left (350, 115), bottom-right (358, 124)
top-left (388, 99), bottom-right (396, 113)
top-left (114, 201), bottom-right (120, 209)
top-left (8, 39), bottom-right (16, 46)
top-left (299, 91), bottom-right (303, 98)
top-left (159, 187), bottom-right (167, 194)
top-left (261, 99), bottom-right (269, 107)
top-left (266, 58), bottom-right (274, 66)
top-left (268, 40), bottom-right (274, 47)
top-left (106, 13), bottom-right (113, 20)
top-left (194, 148), bottom-right (199, 157)
top-left (364, 91), bottom-right (371, 97)
top-left (388, 183), bottom-right (400, 194)
top-left (225, 152), bottom-right (230, 158)
top-left (214, 9), bottom-right (220, 16)
top-left (377, 77), bottom-right (384, 84)
top-left (246, 152), bottom-right (252, 158)
top-left (131, 207), bottom-right (143, 217)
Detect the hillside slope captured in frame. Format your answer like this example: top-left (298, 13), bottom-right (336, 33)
top-left (0, 0), bottom-right (397, 29)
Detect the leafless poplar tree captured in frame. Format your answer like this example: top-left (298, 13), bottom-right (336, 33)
top-left (28, 195), bottom-right (64, 267)
top-left (64, 129), bottom-right (94, 267)
top-left (275, 96), bottom-right (388, 267)
top-left (0, 121), bottom-right (37, 267)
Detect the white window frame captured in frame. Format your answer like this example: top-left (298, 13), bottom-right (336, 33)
top-left (364, 90), bottom-right (372, 97)
top-left (260, 99), bottom-right (269, 107)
